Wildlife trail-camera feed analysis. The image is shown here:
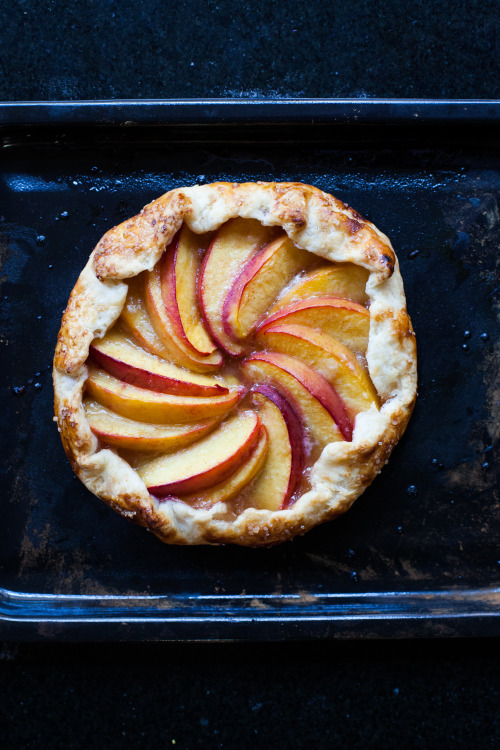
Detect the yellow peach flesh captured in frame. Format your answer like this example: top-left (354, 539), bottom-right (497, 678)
top-left (84, 398), bottom-right (220, 451)
top-left (178, 426), bottom-right (269, 508)
top-left (243, 355), bottom-right (344, 449)
top-left (90, 328), bottom-right (228, 396)
top-left (120, 274), bottom-right (172, 359)
top-left (225, 235), bottom-right (314, 339)
top-left (244, 393), bottom-right (294, 511)
top-left (257, 324), bottom-right (379, 420)
top-left (146, 264), bottom-right (223, 372)
top-left (86, 366), bottom-right (242, 424)
top-left (198, 218), bottom-right (278, 355)
top-left (257, 297), bottom-right (370, 354)
top-left (137, 411), bottom-right (261, 495)
top-left (174, 227), bottom-right (216, 355)
top-left (272, 263), bottom-right (369, 311)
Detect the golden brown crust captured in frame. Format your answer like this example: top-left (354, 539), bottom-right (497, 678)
top-left (93, 191), bottom-right (193, 279)
top-left (53, 181), bottom-right (417, 547)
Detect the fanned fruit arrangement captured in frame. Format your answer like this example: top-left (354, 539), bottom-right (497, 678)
top-left (83, 218), bottom-right (377, 516)
top-left (54, 181), bottom-right (417, 546)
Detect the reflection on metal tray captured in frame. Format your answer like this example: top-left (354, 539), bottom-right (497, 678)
top-left (0, 100), bottom-right (499, 640)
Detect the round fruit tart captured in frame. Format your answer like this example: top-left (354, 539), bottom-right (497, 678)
top-left (53, 181), bottom-right (417, 546)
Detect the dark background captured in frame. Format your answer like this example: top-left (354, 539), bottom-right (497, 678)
top-left (1, 0), bottom-right (499, 748)
top-left (0, 0), bottom-right (498, 101)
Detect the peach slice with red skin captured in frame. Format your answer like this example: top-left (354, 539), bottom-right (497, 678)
top-left (120, 274), bottom-right (173, 360)
top-left (146, 264), bottom-right (223, 372)
top-left (86, 366), bottom-right (243, 424)
top-left (271, 263), bottom-right (369, 312)
top-left (89, 329), bottom-right (228, 397)
top-left (242, 352), bottom-right (351, 444)
top-left (160, 226), bottom-right (217, 357)
top-left (171, 425), bottom-right (269, 509)
top-left (98, 221), bottom-right (377, 516)
top-left (257, 296), bottom-right (370, 354)
top-left (84, 398), bottom-right (221, 452)
top-left (222, 234), bottom-right (314, 342)
top-left (257, 323), bottom-right (379, 421)
top-left (198, 218), bottom-right (278, 355)
top-left (243, 387), bottom-right (305, 511)
top-left (137, 411), bottom-right (261, 496)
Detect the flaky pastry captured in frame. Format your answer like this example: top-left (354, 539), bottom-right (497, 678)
top-left (53, 181), bottom-right (417, 546)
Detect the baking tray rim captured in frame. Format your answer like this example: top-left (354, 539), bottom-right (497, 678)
top-left (1, 98), bottom-right (499, 640)
top-left (0, 98), bottom-right (499, 127)
top-left (1, 585), bottom-right (499, 640)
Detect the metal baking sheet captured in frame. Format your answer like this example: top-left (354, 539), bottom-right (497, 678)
top-left (0, 100), bottom-right (499, 640)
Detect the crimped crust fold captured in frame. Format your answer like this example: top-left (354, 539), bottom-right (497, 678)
top-left (54, 181), bottom-right (417, 546)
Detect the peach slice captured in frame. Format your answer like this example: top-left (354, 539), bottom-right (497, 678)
top-left (175, 426), bottom-right (269, 508)
top-left (242, 387), bottom-right (305, 511)
top-left (198, 218), bottom-right (278, 355)
top-left (257, 324), bottom-right (379, 420)
top-left (120, 273), bottom-right (173, 360)
top-left (146, 264), bottom-right (223, 372)
top-left (242, 352), bottom-right (350, 445)
top-left (222, 234), bottom-right (314, 342)
top-left (160, 226), bottom-right (217, 357)
top-left (271, 263), bottom-right (369, 311)
top-left (90, 328), bottom-right (229, 397)
top-left (257, 297), bottom-right (370, 354)
top-left (86, 366), bottom-right (243, 424)
top-left (137, 411), bottom-right (261, 496)
top-left (83, 398), bottom-right (221, 452)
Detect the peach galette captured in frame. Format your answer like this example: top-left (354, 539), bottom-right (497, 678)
top-left (53, 182), bottom-right (417, 546)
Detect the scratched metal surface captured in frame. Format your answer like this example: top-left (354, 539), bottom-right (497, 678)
top-left (0, 108), bottom-right (498, 638)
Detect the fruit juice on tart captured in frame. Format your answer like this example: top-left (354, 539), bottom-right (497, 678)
top-left (54, 182), bottom-right (417, 547)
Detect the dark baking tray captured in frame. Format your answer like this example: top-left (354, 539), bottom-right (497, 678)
top-left (0, 100), bottom-right (499, 640)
